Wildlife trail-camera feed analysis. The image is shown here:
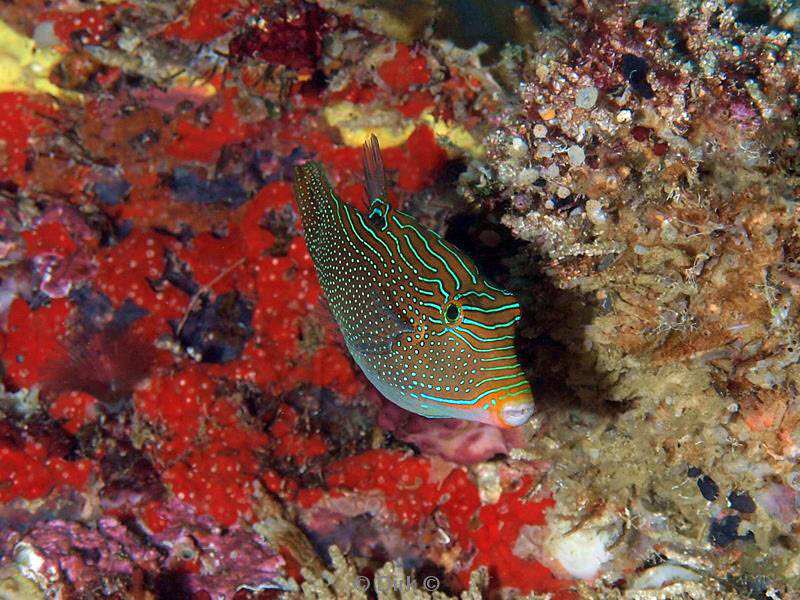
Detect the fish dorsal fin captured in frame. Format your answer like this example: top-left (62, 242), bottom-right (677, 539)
top-left (348, 289), bottom-right (412, 357)
top-left (362, 134), bottom-right (386, 203)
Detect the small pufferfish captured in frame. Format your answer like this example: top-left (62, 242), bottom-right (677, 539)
top-left (292, 135), bottom-right (535, 428)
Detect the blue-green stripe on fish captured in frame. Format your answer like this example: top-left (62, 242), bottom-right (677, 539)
top-left (292, 135), bottom-right (534, 428)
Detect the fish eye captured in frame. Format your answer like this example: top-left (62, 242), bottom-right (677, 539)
top-left (443, 301), bottom-right (461, 324)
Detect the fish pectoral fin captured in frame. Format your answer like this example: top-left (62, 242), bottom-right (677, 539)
top-left (350, 290), bottom-right (412, 356)
top-left (418, 412), bottom-right (453, 419)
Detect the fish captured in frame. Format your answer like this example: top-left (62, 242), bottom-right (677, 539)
top-left (292, 135), bottom-right (534, 428)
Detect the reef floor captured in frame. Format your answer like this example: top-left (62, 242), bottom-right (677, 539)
top-left (1, 0), bottom-right (800, 598)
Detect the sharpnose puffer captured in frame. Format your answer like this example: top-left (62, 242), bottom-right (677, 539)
top-left (292, 135), bottom-right (534, 428)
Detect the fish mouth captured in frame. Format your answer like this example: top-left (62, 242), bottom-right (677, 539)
top-left (482, 383), bottom-right (535, 428)
top-left (499, 400), bottom-right (535, 427)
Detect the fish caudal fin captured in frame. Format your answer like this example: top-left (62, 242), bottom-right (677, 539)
top-left (293, 162), bottom-right (335, 241)
top-left (362, 134), bottom-right (386, 203)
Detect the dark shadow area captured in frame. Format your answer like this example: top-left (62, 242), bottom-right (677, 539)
top-left (443, 201), bottom-right (619, 419)
top-left (431, 0), bottom-right (544, 63)
top-left (153, 569), bottom-right (194, 600)
top-left (355, 0), bottom-right (553, 64)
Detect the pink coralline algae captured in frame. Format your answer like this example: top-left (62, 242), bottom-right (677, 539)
top-left (0, 501), bottom-right (287, 598)
top-left (378, 400), bottom-right (510, 465)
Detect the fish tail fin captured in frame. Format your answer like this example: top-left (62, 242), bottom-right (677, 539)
top-left (293, 162), bottom-right (335, 240)
top-left (362, 134), bottom-right (386, 203)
